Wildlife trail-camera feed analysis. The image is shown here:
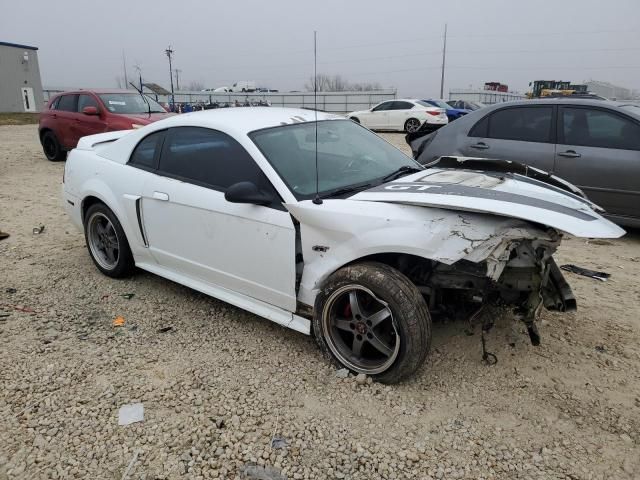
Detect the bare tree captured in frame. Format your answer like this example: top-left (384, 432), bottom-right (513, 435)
top-left (187, 81), bottom-right (205, 91)
top-left (305, 74), bottom-right (383, 92)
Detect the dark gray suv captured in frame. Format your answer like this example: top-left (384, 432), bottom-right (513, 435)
top-left (410, 99), bottom-right (640, 227)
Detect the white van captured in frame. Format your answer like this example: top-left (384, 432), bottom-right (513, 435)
top-left (229, 81), bottom-right (256, 92)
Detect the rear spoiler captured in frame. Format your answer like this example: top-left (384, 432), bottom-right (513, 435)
top-left (76, 130), bottom-right (132, 151)
top-left (425, 156), bottom-right (603, 211)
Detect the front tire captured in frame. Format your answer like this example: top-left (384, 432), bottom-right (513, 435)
top-left (313, 262), bottom-right (431, 383)
top-left (42, 131), bottom-right (66, 161)
top-left (404, 118), bottom-right (421, 133)
top-left (84, 203), bottom-right (134, 278)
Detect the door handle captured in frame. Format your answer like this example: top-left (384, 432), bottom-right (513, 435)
top-left (471, 142), bottom-right (489, 150)
top-left (558, 150), bottom-right (581, 158)
top-left (152, 191), bottom-right (169, 201)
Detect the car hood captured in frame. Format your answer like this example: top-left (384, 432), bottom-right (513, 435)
top-left (346, 168), bottom-right (624, 238)
top-left (119, 112), bottom-right (173, 123)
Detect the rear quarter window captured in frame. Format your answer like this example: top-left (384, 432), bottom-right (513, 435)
top-left (128, 130), bottom-right (166, 170)
top-left (469, 115), bottom-right (489, 137)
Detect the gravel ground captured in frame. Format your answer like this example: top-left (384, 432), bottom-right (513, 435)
top-left (1, 124), bottom-right (639, 480)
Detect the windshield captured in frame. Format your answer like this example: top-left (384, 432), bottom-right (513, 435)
top-left (250, 120), bottom-right (420, 200)
top-left (420, 99), bottom-right (449, 109)
top-left (98, 94), bottom-right (166, 114)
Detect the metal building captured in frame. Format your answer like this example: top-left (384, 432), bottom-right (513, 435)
top-left (0, 41), bottom-right (44, 113)
top-left (583, 80), bottom-right (634, 101)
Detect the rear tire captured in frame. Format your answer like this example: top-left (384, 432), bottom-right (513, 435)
top-left (83, 203), bottom-right (135, 278)
top-left (313, 262), bottom-right (431, 384)
top-left (404, 118), bottom-right (421, 133)
top-left (42, 131), bottom-right (66, 161)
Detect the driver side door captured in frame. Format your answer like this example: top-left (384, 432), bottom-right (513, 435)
top-left (362, 101), bottom-right (393, 130)
top-left (139, 126), bottom-right (297, 311)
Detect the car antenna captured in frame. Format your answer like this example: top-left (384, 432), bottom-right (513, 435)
top-left (312, 30), bottom-right (323, 205)
top-left (129, 81), bottom-right (151, 119)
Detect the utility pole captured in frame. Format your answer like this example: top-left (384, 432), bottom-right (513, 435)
top-left (174, 69), bottom-right (182, 91)
top-left (122, 50), bottom-right (128, 89)
top-left (165, 45), bottom-right (175, 109)
top-left (439, 23), bottom-right (447, 99)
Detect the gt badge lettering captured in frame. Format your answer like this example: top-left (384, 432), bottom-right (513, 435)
top-left (384, 184), bottom-right (439, 191)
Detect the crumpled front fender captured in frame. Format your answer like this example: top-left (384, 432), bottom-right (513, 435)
top-left (286, 200), bottom-right (557, 306)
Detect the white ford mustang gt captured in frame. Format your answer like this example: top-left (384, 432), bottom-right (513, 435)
top-left (62, 107), bottom-right (624, 383)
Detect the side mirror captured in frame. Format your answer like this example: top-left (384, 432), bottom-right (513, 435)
top-left (82, 106), bottom-right (99, 115)
top-left (225, 181), bottom-right (273, 206)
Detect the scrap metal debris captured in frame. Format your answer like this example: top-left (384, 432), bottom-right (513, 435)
top-left (560, 264), bottom-right (611, 282)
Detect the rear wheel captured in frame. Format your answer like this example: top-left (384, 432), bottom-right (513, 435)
top-left (84, 203), bottom-right (134, 278)
top-left (404, 118), bottom-right (421, 133)
top-left (313, 262), bottom-right (431, 383)
top-left (42, 131), bottom-right (66, 161)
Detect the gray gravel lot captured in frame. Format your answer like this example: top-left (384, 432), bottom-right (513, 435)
top-left (1, 124), bottom-right (639, 479)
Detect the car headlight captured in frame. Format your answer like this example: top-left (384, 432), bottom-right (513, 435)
top-left (131, 123), bottom-right (144, 129)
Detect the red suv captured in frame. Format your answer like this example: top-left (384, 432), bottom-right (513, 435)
top-left (39, 90), bottom-right (172, 161)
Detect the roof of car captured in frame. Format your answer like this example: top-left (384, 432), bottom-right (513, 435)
top-left (490, 98), bottom-right (622, 108)
top-left (53, 89), bottom-right (150, 96)
top-left (145, 107), bottom-right (343, 135)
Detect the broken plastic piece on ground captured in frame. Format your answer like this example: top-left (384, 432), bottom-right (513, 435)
top-left (1, 303), bottom-right (36, 313)
top-left (560, 264), bottom-right (611, 282)
top-left (118, 403), bottom-right (144, 426)
top-left (0, 230), bottom-right (9, 240)
top-left (157, 326), bottom-right (173, 333)
top-left (241, 464), bottom-right (286, 480)
top-left (271, 436), bottom-right (287, 449)
top-left (32, 225), bottom-right (45, 235)
top-left (120, 293), bottom-right (135, 300)
top-left (113, 316), bottom-right (126, 327)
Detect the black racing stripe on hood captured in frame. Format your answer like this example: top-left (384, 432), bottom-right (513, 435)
top-left (362, 182), bottom-right (597, 221)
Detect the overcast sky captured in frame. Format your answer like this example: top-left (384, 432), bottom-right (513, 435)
top-left (2, 0), bottom-right (639, 97)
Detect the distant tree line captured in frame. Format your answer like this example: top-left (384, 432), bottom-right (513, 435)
top-left (305, 74), bottom-right (383, 92)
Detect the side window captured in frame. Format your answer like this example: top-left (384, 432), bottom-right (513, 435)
top-left (49, 97), bottom-right (61, 110)
top-left (372, 102), bottom-right (392, 112)
top-left (158, 127), bottom-right (274, 194)
top-left (488, 107), bottom-right (553, 143)
top-left (57, 94), bottom-right (78, 112)
top-left (129, 130), bottom-right (165, 170)
top-left (393, 101), bottom-right (415, 110)
top-left (469, 115), bottom-right (489, 137)
top-left (562, 107), bottom-right (640, 150)
top-left (77, 94), bottom-right (99, 112)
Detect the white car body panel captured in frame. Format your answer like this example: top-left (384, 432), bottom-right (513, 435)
top-left (62, 108), bottom-right (623, 338)
top-left (140, 173), bottom-right (297, 310)
top-left (350, 170), bottom-right (625, 238)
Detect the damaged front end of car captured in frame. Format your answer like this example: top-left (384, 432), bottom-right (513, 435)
top-left (423, 230), bottom-right (575, 348)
